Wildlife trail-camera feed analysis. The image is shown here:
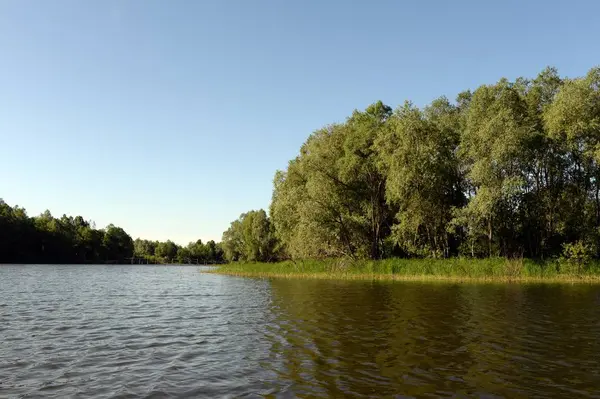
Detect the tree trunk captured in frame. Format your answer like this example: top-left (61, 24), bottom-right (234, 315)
top-left (488, 218), bottom-right (493, 257)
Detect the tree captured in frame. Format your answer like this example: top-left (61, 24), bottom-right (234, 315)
top-left (544, 67), bottom-right (600, 253)
top-left (155, 240), bottom-right (179, 263)
top-left (271, 102), bottom-right (394, 260)
top-left (222, 210), bottom-right (277, 262)
top-left (0, 199), bottom-right (223, 265)
top-left (134, 239), bottom-right (156, 258)
top-left (177, 246), bottom-right (191, 263)
top-left (205, 240), bottom-right (224, 264)
top-left (375, 99), bottom-right (463, 257)
top-left (103, 224), bottom-right (134, 263)
top-left (455, 79), bottom-right (531, 256)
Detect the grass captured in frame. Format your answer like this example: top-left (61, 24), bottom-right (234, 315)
top-left (207, 257), bottom-right (600, 283)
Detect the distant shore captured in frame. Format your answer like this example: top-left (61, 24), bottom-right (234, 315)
top-left (208, 258), bottom-right (600, 283)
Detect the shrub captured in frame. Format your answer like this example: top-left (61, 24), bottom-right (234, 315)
top-left (504, 257), bottom-right (524, 279)
top-left (560, 241), bottom-right (593, 274)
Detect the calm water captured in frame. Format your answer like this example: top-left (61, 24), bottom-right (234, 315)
top-left (2, 266), bottom-right (600, 398)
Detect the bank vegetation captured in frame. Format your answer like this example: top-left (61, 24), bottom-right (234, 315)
top-left (220, 67), bottom-right (600, 279)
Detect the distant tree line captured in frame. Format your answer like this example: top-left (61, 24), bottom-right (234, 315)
top-left (133, 238), bottom-right (224, 264)
top-left (222, 67), bottom-right (600, 262)
top-left (0, 199), bottom-right (223, 264)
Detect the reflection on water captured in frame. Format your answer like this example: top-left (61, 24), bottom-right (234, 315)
top-left (1, 265), bottom-right (600, 398)
top-left (265, 280), bottom-right (600, 397)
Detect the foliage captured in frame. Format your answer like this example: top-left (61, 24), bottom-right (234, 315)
top-left (221, 209), bottom-right (278, 262)
top-left (213, 258), bottom-right (600, 282)
top-left (0, 199), bottom-right (224, 264)
top-left (155, 240), bottom-right (179, 263)
top-left (270, 103), bottom-right (394, 260)
top-left (103, 225), bottom-right (134, 263)
top-left (133, 238), bottom-right (224, 264)
top-left (6, 66), bottom-right (600, 266)
top-left (375, 99), bottom-right (463, 257)
top-left (0, 199), bottom-right (129, 263)
top-left (241, 66), bottom-right (600, 262)
top-left (560, 240), bottom-right (594, 274)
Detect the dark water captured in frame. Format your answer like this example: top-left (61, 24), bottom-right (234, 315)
top-left (2, 266), bottom-right (600, 398)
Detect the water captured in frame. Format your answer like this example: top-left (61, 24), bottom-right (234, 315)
top-left (1, 265), bottom-right (600, 398)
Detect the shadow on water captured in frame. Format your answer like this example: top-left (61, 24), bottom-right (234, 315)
top-left (263, 279), bottom-right (600, 397)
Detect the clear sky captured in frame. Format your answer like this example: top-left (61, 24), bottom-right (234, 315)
top-left (1, 0), bottom-right (599, 244)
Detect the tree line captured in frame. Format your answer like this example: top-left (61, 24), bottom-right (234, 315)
top-left (0, 199), bottom-right (223, 264)
top-left (133, 238), bottom-right (224, 264)
top-left (222, 67), bottom-right (600, 262)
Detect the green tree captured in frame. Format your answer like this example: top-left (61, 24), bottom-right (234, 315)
top-left (544, 67), bottom-right (600, 253)
top-left (134, 239), bottom-right (156, 258)
top-left (375, 99), bottom-right (463, 257)
top-left (103, 224), bottom-right (134, 263)
top-left (176, 246), bottom-right (191, 263)
top-left (222, 210), bottom-right (277, 262)
top-left (155, 240), bottom-right (179, 263)
top-left (271, 102), bottom-right (394, 259)
top-left (455, 79), bottom-right (531, 256)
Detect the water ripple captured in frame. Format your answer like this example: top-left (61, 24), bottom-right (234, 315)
top-left (2, 266), bottom-right (600, 397)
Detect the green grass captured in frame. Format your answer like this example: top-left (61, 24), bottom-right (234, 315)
top-left (208, 257), bottom-right (600, 283)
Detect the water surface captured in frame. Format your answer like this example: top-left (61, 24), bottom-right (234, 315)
top-left (1, 265), bottom-right (600, 397)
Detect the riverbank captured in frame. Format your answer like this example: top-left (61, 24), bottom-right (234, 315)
top-left (208, 258), bottom-right (600, 283)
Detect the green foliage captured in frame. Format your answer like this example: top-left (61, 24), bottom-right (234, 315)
top-left (560, 241), bottom-right (594, 274)
top-left (155, 240), bottom-right (179, 263)
top-left (0, 199), bottom-right (132, 264)
top-left (230, 66), bottom-right (600, 264)
top-left (6, 66), bottom-right (600, 266)
top-left (103, 224), bottom-right (134, 263)
top-left (222, 209), bottom-right (278, 262)
top-left (134, 239), bottom-right (156, 258)
top-left (0, 199), bottom-right (224, 265)
top-left (376, 99), bottom-right (463, 257)
top-left (136, 239), bottom-right (224, 264)
top-left (214, 257), bottom-right (600, 281)
top-left (270, 103), bottom-right (393, 260)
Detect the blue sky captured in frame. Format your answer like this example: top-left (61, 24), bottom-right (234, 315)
top-left (1, 0), bottom-right (599, 244)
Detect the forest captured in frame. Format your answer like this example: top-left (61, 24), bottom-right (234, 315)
top-left (222, 67), bottom-right (600, 265)
top-left (0, 199), bottom-right (223, 264)
top-left (3, 67), bottom-right (599, 266)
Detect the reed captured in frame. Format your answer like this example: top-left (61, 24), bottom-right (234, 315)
top-left (208, 258), bottom-right (600, 283)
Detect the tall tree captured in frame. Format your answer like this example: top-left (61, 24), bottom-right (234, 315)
top-left (375, 98), bottom-right (463, 257)
top-left (103, 224), bottom-right (134, 263)
top-left (222, 210), bottom-right (277, 262)
top-left (271, 102), bottom-right (394, 259)
top-left (544, 67), bottom-right (600, 253)
top-left (155, 240), bottom-right (179, 263)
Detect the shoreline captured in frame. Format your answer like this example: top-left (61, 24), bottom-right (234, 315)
top-left (208, 270), bottom-right (600, 284)
top-left (207, 259), bottom-right (600, 284)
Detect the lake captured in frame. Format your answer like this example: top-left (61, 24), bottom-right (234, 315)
top-left (1, 265), bottom-right (600, 398)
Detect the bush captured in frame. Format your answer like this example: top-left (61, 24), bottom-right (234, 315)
top-left (560, 241), bottom-right (593, 274)
top-left (504, 257), bottom-right (524, 278)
